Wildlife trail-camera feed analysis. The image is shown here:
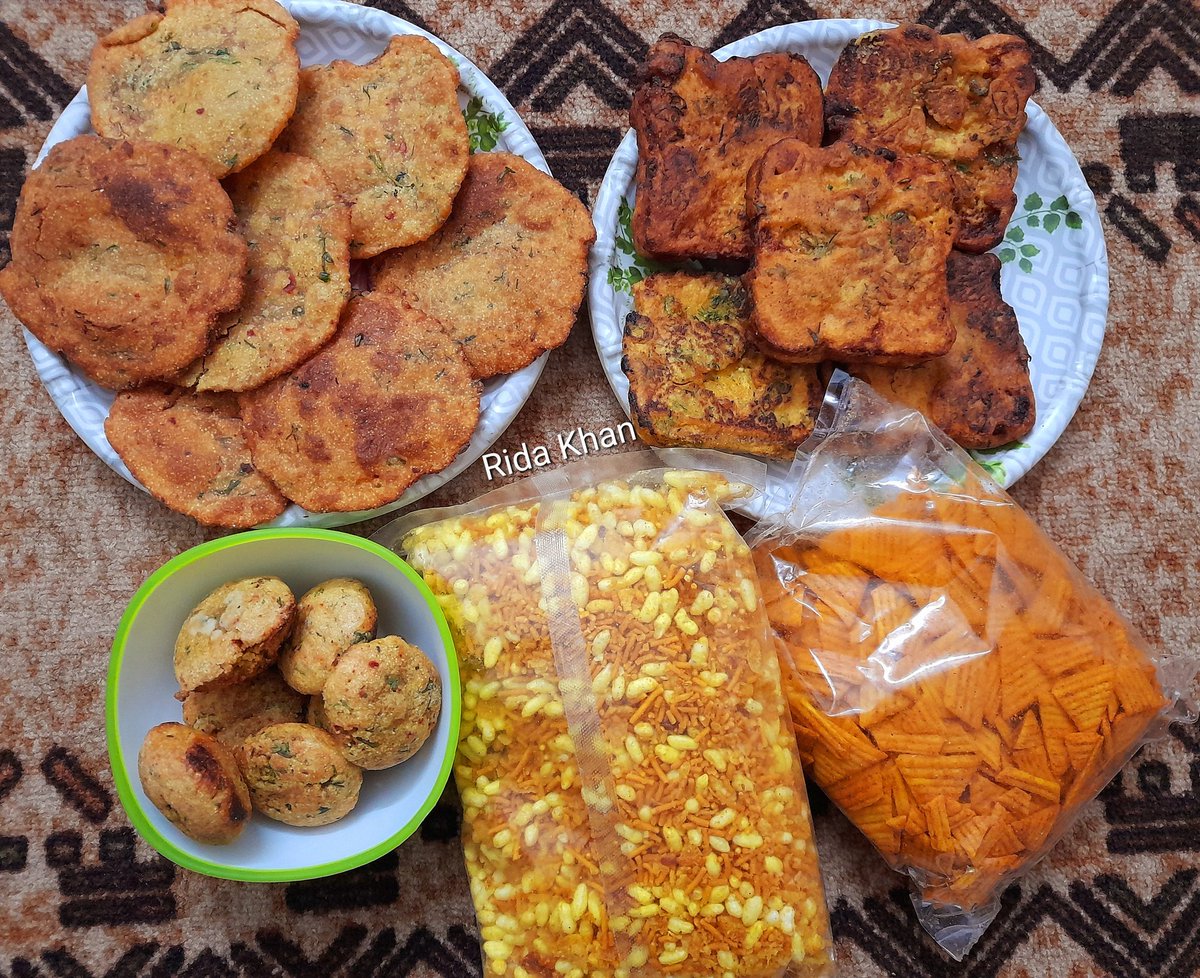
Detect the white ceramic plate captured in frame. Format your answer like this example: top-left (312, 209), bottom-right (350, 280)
top-left (589, 19), bottom-right (1109, 492)
top-left (23, 0), bottom-right (549, 528)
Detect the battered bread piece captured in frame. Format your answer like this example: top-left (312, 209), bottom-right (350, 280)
top-left (104, 385), bottom-right (287, 528)
top-left (321, 637), bottom-right (441, 769)
top-left (238, 722), bottom-right (363, 826)
top-left (825, 24), bottom-right (1035, 252)
top-left (182, 667), bottom-right (307, 748)
top-left (630, 33), bottom-right (823, 262)
top-left (138, 723), bottom-right (251, 844)
top-left (174, 577), bottom-right (296, 693)
top-left (621, 272), bottom-right (823, 460)
top-left (181, 151), bottom-right (351, 392)
top-left (87, 0), bottom-right (300, 178)
top-left (746, 139), bottom-right (958, 364)
top-left (280, 35), bottom-right (469, 258)
top-left (239, 294), bottom-right (480, 513)
top-left (854, 251), bottom-right (1035, 448)
top-left (371, 152), bottom-right (593, 379)
top-left (278, 578), bottom-right (378, 694)
top-left (0, 136), bottom-right (247, 390)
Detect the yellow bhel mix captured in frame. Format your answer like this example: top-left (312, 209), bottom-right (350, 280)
top-left (402, 465), bottom-right (833, 978)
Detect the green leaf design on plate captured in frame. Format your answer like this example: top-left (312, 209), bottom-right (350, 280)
top-left (1019, 243), bottom-right (1040, 257)
top-left (1050, 195), bottom-right (1069, 212)
top-left (1023, 192), bottom-right (1044, 211)
top-left (463, 96), bottom-right (508, 153)
top-left (1007, 225), bottom-right (1025, 242)
top-left (1065, 211), bottom-right (1083, 229)
top-left (973, 458), bottom-right (1006, 482)
top-left (1042, 213), bottom-right (1061, 233)
top-left (999, 192), bottom-right (1086, 272)
top-left (998, 247), bottom-right (1016, 264)
top-left (608, 198), bottom-right (674, 294)
top-left (1019, 257), bottom-right (1033, 272)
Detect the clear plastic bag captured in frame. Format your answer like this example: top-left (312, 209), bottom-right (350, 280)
top-left (377, 450), bottom-right (834, 978)
top-left (748, 373), bottom-right (1196, 960)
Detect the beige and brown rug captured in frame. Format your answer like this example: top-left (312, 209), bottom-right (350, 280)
top-left (1, 0), bottom-right (1198, 974)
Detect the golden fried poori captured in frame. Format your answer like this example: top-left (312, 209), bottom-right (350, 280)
top-left (278, 578), bottom-right (378, 694)
top-left (239, 294), bottom-right (480, 514)
top-left (238, 722), bottom-right (363, 826)
top-left (87, 0), bottom-right (300, 178)
top-left (104, 384), bottom-right (287, 528)
top-left (371, 152), bottom-right (593, 379)
top-left (280, 34), bottom-right (469, 259)
top-left (182, 667), bottom-right (307, 748)
top-left (0, 136), bottom-right (247, 390)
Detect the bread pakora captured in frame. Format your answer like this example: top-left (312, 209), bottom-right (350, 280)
top-left (825, 24), bottom-right (1035, 252)
top-left (239, 294), bottom-right (480, 513)
top-left (105, 384), bottom-right (287, 528)
top-left (746, 139), bottom-right (958, 364)
top-left (180, 151), bottom-right (351, 392)
top-left (854, 251), bottom-right (1035, 448)
top-left (182, 667), bottom-right (307, 748)
top-left (0, 136), bottom-right (247, 390)
top-left (238, 722), bottom-right (363, 826)
top-left (280, 35), bottom-right (468, 259)
top-left (321, 637), bottom-right (441, 769)
top-left (87, 0), bottom-right (300, 178)
top-left (138, 723), bottom-right (251, 844)
top-left (622, 272), bottom-right (823, 459)
top-left (630, 33), bottom-right (823, 261)
top-left (371, 152), bottom-right (593, 379)
top-left (174, 576), bottom-right (296, 693)
top-left (278, 578), bottom-right (378, 694)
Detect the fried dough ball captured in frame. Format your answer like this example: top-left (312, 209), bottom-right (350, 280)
top-left (278, 578), bottom-right (378, 694)
top-left (181, 667), bottom-right (306, 748)
top-left (237, 722), bottom-right (362, 826)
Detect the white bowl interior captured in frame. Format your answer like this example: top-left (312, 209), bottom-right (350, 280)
top-left (110, 533), bottom-right (457, 877)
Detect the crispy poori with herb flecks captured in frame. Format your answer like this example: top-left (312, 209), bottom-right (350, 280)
top-left (182, 667), bottom-right (307, 748)
top-left (87, 0), bottom-right (300, 178)
top-left (179, 150), bottom-right (351, 393)
top-left (278, 578), bottom-right (378, 694)
top-left (321, 637), bottom-right (441, 770)
top-left (105, 384), bottom-right (287, 528)
top-left (629, 32), bottom-right (824, 262)
top-left (138, 722), bottom-right (252, 844)
top-left (174, 576), bottom-right (296, 693)
top-left (0, 136), bottom-right (247, 390)
top-left (280, 34), bottom-right (468, 259)
top-left (371, 152), bottom-right (593, 380)
top-left (747, 139), bottom-right (958, 364)
top-left (239, 294), bottom-right (480, 514)
top-left (622, 272), bottom-right (824, 459)
top-left (238, 722), bottom-right (363, 826)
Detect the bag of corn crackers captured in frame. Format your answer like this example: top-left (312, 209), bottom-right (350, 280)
top-left (376, 450), bottom-right (835, 978)
top-left (748, 373), bottom-right (1195, 959)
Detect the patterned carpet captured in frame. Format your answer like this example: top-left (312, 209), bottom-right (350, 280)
top-left (0, 0), bottom-right (1198, 975)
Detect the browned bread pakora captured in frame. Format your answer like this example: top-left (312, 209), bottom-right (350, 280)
top-left (239, 294), bottom-right (480, 513)
top-left (621, 272), bottom-right (823, 460)
top-left (825, 23), bottom-right (1035, 252)
top-left (630, 33), bottom-right (823, 262)
top-left (280, 35), bottom-right (468, 259)
top-left (746, 139), bottom-right (958, 365)
top-left (87, 0), bottom-right (299, 178)
top-left (372, 152), bottom-right (593, 380)
top-left (0, 136), bottom-right (247, 390)
top-left (180, 151), bottom-right (351, 393)
top-left (854, 251), bottom-right (1035, 448)
top-left (105, 384), bottom-right (287, 528)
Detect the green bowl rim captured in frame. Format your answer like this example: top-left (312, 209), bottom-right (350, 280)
top-left (106, 527), bottom-right (461, 883)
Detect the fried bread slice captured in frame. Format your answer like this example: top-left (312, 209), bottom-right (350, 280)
top-left (621, 272), bottom-right (823, 460)
top-left (854, 251), bottom-right (1035, 449)
top-left (825, 24), bottom-right (1035, 252)
top-left (746, 139), bottom-right (957, 365)
top-left (630, 33), bottom-right (823, 262)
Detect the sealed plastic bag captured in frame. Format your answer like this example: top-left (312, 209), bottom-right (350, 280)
top-left (378, 451), bottom-right (834, 978)
top-left (748, 373), bottom-right (1195, 959)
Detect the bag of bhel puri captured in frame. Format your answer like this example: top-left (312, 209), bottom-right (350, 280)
top-left (377, 450), bottom-right (835, 978)
top-left (747, 373), bottom-right (1195, 959)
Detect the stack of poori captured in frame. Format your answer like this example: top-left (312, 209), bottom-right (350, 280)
top-left (621, 26), bottom-right (1039, 461)
top-left (0, 0), bottom-right (594, 527)
top-left (139, 575), bottom-right (442, 843)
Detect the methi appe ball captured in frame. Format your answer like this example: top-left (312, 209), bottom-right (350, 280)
top-left (321, 637), bottom-right (441, 769)
top-left (174, 576), bottom-right (295, 692)
top-left (278, 578), bottom-right (378, 694)
top-left (182, 667), bottom-right (306, 748)
top-left (138, 722), bottom-right (251, 844)
top-left (237, 722), bottom-right (363, 826)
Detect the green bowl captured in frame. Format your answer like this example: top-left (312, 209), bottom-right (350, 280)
top-left (107, 528), bottom-right (460, 882)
